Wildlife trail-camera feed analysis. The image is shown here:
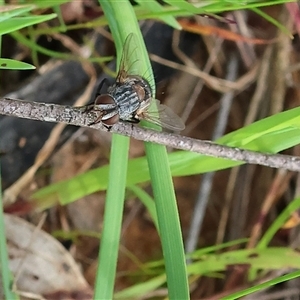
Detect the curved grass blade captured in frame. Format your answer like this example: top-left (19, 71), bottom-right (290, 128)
top-left (0, 14), bottom-right (56, 35)
top-left (0, 58), bottom-right (35, 70)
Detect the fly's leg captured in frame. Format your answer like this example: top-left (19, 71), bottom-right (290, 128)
top-left (95, 78), bottom-right (111, 96)
top-left (85, 78), bottom-right (111, 107)
top-left (123, 117), bottom-right (140, 124)
top-left (105, 124), bottom-right (113, 132)
top-left (88, 119), bottom-right (112, 131)
top-left (83, 103), bottom-right (95, 113)
top-left (88, 114), bottom-right (104, 126)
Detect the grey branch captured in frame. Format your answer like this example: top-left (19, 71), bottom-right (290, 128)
top-left (1, 97), bottom-right (299, 172)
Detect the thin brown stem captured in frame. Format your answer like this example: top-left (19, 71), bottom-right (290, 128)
top-left (1, 97), bottom-right (300, 172)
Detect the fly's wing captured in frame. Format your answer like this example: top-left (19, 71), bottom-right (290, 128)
top-left (142, 99), bottom-right (185, 131)
top-left (116, 33), bottom-right (140, 83)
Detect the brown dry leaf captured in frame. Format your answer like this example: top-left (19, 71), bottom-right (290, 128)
top-left (286, 2), bottom-right (300, 37)
top-left (5, 214), bottom-right (92, 299)
top-left (60, 0), bottom-right (85, 23)
top-left (60, 0), bottom-right (101, 23)
top-left (179, 19), bottom-right (276, 45)
top-left (282, 212), bottom-right (300, 229)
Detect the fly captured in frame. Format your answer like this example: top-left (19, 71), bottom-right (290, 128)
top-left (89, 33), bottom-right (185, 131)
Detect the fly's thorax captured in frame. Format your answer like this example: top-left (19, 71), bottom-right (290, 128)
top-left (108, 76), bottom-right (152, 122)
top-left (108, 82), bottom-right (140, 121)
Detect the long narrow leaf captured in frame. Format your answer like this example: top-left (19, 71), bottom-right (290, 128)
top-left (0, 15), bottom-right (56, 35)
top-left (94, 2), bottom-right (145, 299)
top-left (0, 4), bottom-right (35, 22)
top-left (224, 270), bottom-right (300, 299)
top-left (0, 58), bottom-right (35, 70)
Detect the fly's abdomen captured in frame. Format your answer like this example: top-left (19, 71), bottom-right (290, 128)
top-left (112, 84), bottom-right (140, 121)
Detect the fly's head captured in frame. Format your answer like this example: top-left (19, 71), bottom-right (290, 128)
top-left (93, 94), bottom-right (119, 126)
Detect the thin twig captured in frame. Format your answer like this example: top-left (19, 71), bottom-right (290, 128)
top-left (1, 97), bottom-right (300, 172)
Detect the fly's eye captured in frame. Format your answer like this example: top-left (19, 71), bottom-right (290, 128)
top-left (134, 84), bottom-right (146, 102)
top-left (95, 94), bottom-right (115, 105)
top-left (102, 114), bottom-right (120, 126)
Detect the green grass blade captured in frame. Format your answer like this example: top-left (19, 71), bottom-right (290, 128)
top-left (190, 238), bottom-right (248, 258)
top-left (135, 0), bottom-right (181, 29)
top-left (0, 58), bottom-right (35, 70)
top-left (223, 270), bottom-right (300, 299)
top-left (94, 1), bottom-right (189, 298)
top-left (52, 4), bottom-right (67, 32)
top-left (188, 248), bottom-right (300, 275)
top-left (128, 185), bottom-right (159, 231)
top-left (114, 274), bottom-right (167, 299)
top-left (0, 15), bottom-right (57, 35)
top-left (20, 1), bottom-right (294, 36)
top-left (94, 134), bottom-right (130, 299)
top-left (26, 0), bottom-right (70, 9)
top-left (164, 0), bottom-right (210, 13)
top-left (11, 31), bottom-right (112, 63)
top-left (251, 6), bottom-right (292, 37)
top-left (94, 1), bottom-right (145, 299)
top-left (0, 3), bottom-right (18, 297)
top-left (0, 4), bottom-right (35, 22)
top-left (258, 197), bottom-right (300, 249)
top-left (145, 142), bottom-right (189, 299)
